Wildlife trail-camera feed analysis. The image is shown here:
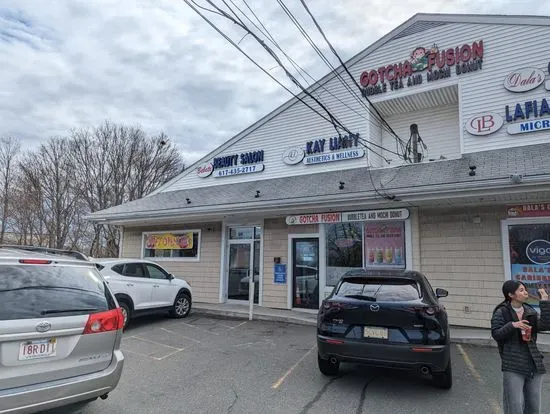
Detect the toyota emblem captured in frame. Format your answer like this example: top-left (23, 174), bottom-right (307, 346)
top-left (369, 304), bottom-right (380, 312)
top-left (36, 321), bottom-right (51, 333)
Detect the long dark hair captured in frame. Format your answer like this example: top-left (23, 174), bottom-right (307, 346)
top-left (493, 280), bottom-right (526, 314)
top-left (502, 280), bottom-right (526, 303)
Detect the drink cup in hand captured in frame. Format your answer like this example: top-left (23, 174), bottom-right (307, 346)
top-left (521, 326), bottom-right (532, 342)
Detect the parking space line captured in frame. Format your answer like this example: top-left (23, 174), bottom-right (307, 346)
top-left (272, 345), bottom-right (317, 389)
top-left (120, 348), bottom-right (156, 360)
top-left (229, 321), bottom-right (247, 330)
top-left (132, 335), bottom-right (185, 351)
top-left (161, 327), bottom-right (202, 343)
top-left (179, 321), bottom-right (221, 336)
top-left (457, 344), bottom-right (502, 414)
top-left (153, 348), bottom-right (186, 361)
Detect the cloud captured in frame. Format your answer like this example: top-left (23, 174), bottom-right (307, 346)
top-left (0, 0), bottom-right (547, 165)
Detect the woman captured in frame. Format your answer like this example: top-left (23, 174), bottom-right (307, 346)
top-left (491, 281), bottom-right (550, 414)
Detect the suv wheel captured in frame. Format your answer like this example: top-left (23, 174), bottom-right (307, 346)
top-left (433, 361), bottom-right (452, 389)
top-left (318, 353), bottom-right (339, 376)
top-left (118, 302), bottom-right (131, 329)
top-left (171, 293), bottom-right (191, 318)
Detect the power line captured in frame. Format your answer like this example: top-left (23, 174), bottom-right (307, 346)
top-left (298, 0), bottom-right (407, 154)
top-left (183, 0), bottom-right (401, 160)
top-left (195, 1), bottom-right (403, 160)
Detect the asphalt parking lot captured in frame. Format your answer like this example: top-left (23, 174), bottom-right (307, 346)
top-left (42, 314), bottom-right (549, 414)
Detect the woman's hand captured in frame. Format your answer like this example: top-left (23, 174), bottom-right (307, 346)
top-left (512, 320), bottom-right (531, 330)
top-left (539, 288), bottom-right (549, 301)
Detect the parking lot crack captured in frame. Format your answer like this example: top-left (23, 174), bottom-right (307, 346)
top-left (299, 374), bottom-right (345, 414)
top-left (227, 384), bottom-right (239, 413)
top-left (355, 374), bottom-right (377, 414)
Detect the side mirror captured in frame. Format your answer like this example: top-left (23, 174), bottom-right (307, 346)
top-left (168, 274), bottom-right (175, 280)
top-left (435, 288), bottom-right (448, 298)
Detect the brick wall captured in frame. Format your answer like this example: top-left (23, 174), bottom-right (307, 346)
top-left (122, 222), bottom-right (222, 304)
top-left (419, 207), bottom-right (506, 328)
top-left (262, 218), bottom-right (318, 309)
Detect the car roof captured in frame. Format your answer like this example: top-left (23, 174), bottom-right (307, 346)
top-left (0, 247), bottom-right (95, 267)
top-left (341, 269), bottom-right (425, 281)
top-left (91, 257), bottom-right (160, 266)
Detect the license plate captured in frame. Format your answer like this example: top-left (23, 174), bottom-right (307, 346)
top-left (19, 338), bottom-right (57, 361)
top-left (363, 327), bottom-right (388, 339)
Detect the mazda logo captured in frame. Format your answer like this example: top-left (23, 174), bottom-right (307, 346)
top-left (36, 321), bottom-right (51, 333)
top-left (370, 304), bottom-right (380, 312)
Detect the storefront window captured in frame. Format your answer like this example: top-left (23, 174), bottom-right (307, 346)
top-left (364, 222), bottom-right (406, 269)
top-left (508, 223), bottom-right (550, 307)
top-left (143, 231), bottom-right (200, 260)
top-left (326, 223), bottom-right (363, 286)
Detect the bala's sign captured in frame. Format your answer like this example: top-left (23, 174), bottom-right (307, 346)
top-left (504, 67), bottom-right (545, 92)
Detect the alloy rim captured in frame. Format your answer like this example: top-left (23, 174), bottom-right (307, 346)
top-left (176, 297), bottom-right (190, 316)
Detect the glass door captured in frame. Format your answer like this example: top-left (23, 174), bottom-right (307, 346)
top-left (226, 225), bottom-right (261, 303)
top-left (292, 238), bottom-right (319, 309)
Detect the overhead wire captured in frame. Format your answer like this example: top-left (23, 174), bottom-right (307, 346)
top-left (183, 0), bottom-right (401, 161)
top-left (198, 0), bottom-right (403, 160)
top-left (298, 0), bottom-right (407, 155)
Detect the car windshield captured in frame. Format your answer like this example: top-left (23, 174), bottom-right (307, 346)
top-left (336, 277), bottom-right (421, 302)
top-left (0, 265), bottom-right (114, 320)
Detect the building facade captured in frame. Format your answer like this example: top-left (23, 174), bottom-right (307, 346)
top-left (90, 14), bottom-right (550, 328)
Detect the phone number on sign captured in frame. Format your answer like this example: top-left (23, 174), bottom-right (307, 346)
top-left (215, 164), bottom-right (264, 177)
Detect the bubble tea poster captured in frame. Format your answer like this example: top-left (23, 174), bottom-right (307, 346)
top-left (364, 222), bottom-right (405, 268)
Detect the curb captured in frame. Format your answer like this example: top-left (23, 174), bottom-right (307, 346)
top-left (192, 308), bottom-right (550, 352)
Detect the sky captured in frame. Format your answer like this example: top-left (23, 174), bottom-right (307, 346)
top-left (0, 1), bottom-right (548, 166)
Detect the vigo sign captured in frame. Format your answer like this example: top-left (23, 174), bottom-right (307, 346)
top-left (526, 239), bottom-right (550, 265)
top-left (465, 113), bottom-right (504, 136)
top-left (504, 67), bottom-right (545, 92)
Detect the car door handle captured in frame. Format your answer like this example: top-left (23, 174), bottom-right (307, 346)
top-left (153, 285), bottom-right (160, 288)
top-left (127, 283), bottom-right (134, 287)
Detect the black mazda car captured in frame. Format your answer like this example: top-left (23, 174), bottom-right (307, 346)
top-left (317, 269), bottom-right (452, 389)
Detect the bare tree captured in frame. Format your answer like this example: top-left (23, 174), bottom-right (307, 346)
top-left (0, 136), bottom-right (21, 243)
top-left (70, 121), bottom-right (184, 257)
top-left (19, 137), bottom-right (80, 249)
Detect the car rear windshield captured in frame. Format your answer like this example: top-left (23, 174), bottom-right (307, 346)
top-left (0, 264), bottom-right (115, 321)
top-left (336, 277), bottom-right (421, 301)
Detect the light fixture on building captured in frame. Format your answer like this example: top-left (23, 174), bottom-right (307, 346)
top-left (469, 166), bottom-right (476, 176)
top-left (186, 198), bottom-right (191, 204)
top-left (509, 174), bottom-right (523, 184)
top-left (339, 181), bottom-right (345, 190)
top-left (255, 190), bottom-right (260, 198)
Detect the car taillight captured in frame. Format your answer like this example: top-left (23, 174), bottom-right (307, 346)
top-left (83, 308), bottom-right (124, 334)
top-left (19, 259), bottom-right (52, 264)
top-left (322, 301), bottom-right (344, 311)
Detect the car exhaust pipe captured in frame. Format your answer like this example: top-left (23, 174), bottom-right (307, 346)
top-left (420, 366), bottom-right (430, 375)
top-left (329, 357), bottom-right (338, 365)
top-left (100, 393), bottom-right (109, 400)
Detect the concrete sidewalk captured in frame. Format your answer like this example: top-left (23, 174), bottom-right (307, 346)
top-left (192, 302), bottom-right (550, 352)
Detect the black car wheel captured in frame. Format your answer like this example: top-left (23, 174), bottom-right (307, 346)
top-left (119, 302), bottom-right (131, 329)
top-left (433, 360), bottom-right (452, 389)
top-left (171, 293), bottom-right (191, 318)
top-left (318, 353), bottom-right (339, 376)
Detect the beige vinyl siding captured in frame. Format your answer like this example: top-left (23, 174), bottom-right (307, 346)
top-left (262, 218), bottom-right (318, 309)
top-left (122, 222), bottom-right (222, 303)
top-left (419, 207), bottom-right (505, 328)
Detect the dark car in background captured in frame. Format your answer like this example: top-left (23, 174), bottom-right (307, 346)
top-left (317, 269), bottom-right (452, 389)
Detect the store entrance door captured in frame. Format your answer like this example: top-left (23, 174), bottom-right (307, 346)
top-left (226, 226), bottom-right (261, 304)
top-left (292, 238), bottom-right (319, 309)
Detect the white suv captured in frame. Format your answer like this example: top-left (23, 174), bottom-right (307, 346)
top-left (93, 259), bottom-right (192, 328)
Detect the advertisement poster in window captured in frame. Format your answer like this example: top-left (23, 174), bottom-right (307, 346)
top-left (364, 222), bottom-right (405, 268)
top-left (145, 233), bottom-right (193, 250)
top-left (508, 223), bottom-right (550, 308)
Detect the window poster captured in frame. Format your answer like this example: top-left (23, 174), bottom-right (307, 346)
top-left (508, 223), bottom-right (550, 307)
top-left (364, 222), bottom-right (405, 268)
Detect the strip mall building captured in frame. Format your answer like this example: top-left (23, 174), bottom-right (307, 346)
top-left (89, 14), bottom-right (550, 328)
